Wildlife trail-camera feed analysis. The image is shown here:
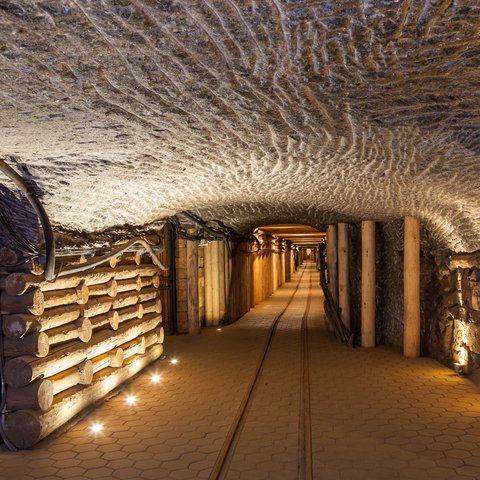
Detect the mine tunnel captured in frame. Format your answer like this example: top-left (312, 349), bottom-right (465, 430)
top-left (1, 1), bottom-right (480, 479)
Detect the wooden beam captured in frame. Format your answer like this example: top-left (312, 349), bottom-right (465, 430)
top-left (211, 241), bottom-right (220, 325)
top-left (338, 223), bottom-right (350, 330)
top-left (403, 216), bottom-right (421, 358)
top-left (326, 225), bottom-right (339, 307)
top-left (218, 241), bottom-right (226, 321)
top-left (361, 221), bottom-right (376, 348)
top-left (186, 229), bottom-right (200, 335)
top-left (204, 242), bottom-right (214, 326)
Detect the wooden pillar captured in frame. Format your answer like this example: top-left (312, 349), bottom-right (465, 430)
top-left (211, 241), bottom-right (220, 325)
top-left (403, 216), bottom-right (421, 358)
top-left (272, 243), bottom-right (277, 293)
top-left (361, 221), bottom-right (375, 347)
top-left (218, 241), bottom-right (226, 321)
top-left (186, 229), bottom-right (200, 335)
top-left (338, 223), bottom-right (350, 330)
top-left (326, 225), bottom-right (339, 307)
top-left (204, 243), bottom-right (214, 326)
top-left (285, 242), bottom-right (291, 282)
top-left (250, 251), bottom-right (256, 308)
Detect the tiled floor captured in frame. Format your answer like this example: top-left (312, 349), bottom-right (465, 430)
top-left (1, 265), bottom-right (480, 480)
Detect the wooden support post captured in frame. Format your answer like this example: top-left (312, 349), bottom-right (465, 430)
top-left (403, 216), bottom-right (421, 358)
top-left (250, 251), bottom-right (255, 308)
top-left (204, 242), bottom-right (214, 326)
top-left (285, 242), bottom-right (291, 282)
top-left (272, 245), bottom-right (277, 293)
top-left (361, 221), bottom-right (376, 348)
top-left (211, 241), bottom-right (220, 325)
top-left (218, 241), bottom-right (226, 321)
top-left (253, 252), bottom-right (261, 305)
top-left (338, 223), bottom-right (350, 330)
top-left (187, 228), bottom-right (200, 335)
top-left (326, 225), bottom-right (339, 307)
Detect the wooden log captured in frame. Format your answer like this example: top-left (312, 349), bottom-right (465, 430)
top-left (109, 251), bottom-right (142, 268)
top-left (140, 273), bottom-right (160, 289)
top-left (218, 241), bottom-right (226, 321)
top-left (338, 223), bottom-right (350, 330)
top-left (122, 336), bottom-right (146, 359)
top-left (253, 252), bottom-right (261, 306)
top-left (404, 216), bottom-right (421, 358)
top-left (91, 348), bottom-right (124, 373)
top-left (2, 304), bottom-right (81, 338)
top-left (204, 242), bottom-right (214, 326)
top-left (4, 313), bottom-right (162, 387)
top-left (187, 229), bottom-right (200, 335)
top-left (158, 325), bottom-right (165, 344)
top-left (51, 360), bottom-right (93, 395)
top-left (6, 379), bottom-right (53, 411)
top-left (88, 279), bottom-right (117, 298)
top-left (43, 284), bottom-right (89, 309)
top-left (46, 318), bottom-right (93, 345)
top-left (117, 303), bottom-right (143, 323)
top-left (326, 225), bottom-right (339, 307)
top-left (55, 254), bottom-right (87, 267)
top-left (116, 277), bottom-right (142, 293)
top-left (113, 264), bottom-right (158, 280)
top-left (3, 332), bottom-right (50, 358)
top-left (449, 251), bottom-right (480, 270)
top-left (82, 296), bottom-right (113, 318)
top-left (138, 287), bottom-right (158, 303)
top-left (4, 270), bottom-right (114, 296)
top-left (144, 330), bottom-right (159, 349)
top-left (111, 291), bottom-right (139, 310)
top-left (141, 298), bottom-right (162, 315)
top-left (0, 289), bottom-right (44, 315)
top-left (4, 344), bottom-right (163, 448)
top-left (361, 221), bottom-right (376, 348)
top-left (211, 241), bottom-right (220, 325)
top-left (89, 311), bottom-right (119, 331)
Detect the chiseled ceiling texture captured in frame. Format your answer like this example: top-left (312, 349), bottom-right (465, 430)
top-left (0, 0), bottom-right (479, 251)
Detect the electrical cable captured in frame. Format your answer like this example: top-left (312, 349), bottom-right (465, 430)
top-left (56, 236), bottom-right (167, 277)
top-left (0, 159), bottom-right (55, 281)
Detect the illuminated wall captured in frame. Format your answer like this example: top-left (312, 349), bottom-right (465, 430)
top-left (0, 251), bottom-right (164, 448)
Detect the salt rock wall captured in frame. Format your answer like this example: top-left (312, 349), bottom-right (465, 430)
top-left (0, 251), bottom-right (164, 448)
top-left (437, 253), bottom-right (480, 371)
top-left (0, 2), bottom-right (480, 251)
top-left (353, 220), bottom-right (441, 357)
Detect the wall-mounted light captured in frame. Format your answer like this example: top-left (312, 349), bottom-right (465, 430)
top-left (453, 344), bottom-right (471, 375)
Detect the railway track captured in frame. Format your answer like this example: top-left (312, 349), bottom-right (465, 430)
top-left (209, 264), bottom-right (314, 480)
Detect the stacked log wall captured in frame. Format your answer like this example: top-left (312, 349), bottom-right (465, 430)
top-left (0, 250), bottom-right (164, 448)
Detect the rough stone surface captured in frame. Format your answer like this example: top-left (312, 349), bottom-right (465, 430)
top-left (0, 1), bottom-right (480, 250)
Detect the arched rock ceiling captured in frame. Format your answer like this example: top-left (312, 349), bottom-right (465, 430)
top-left (0, 0), bottom-right (479, 251)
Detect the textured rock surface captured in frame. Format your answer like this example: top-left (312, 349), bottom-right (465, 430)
top-left (0, 1), bottom-right (479, 250)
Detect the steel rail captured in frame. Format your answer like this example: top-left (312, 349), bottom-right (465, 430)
top-left (209, 264), bottom-right (311, 480)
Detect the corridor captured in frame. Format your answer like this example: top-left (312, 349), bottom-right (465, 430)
top-left (1, 265), bottom-right (479, 480)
